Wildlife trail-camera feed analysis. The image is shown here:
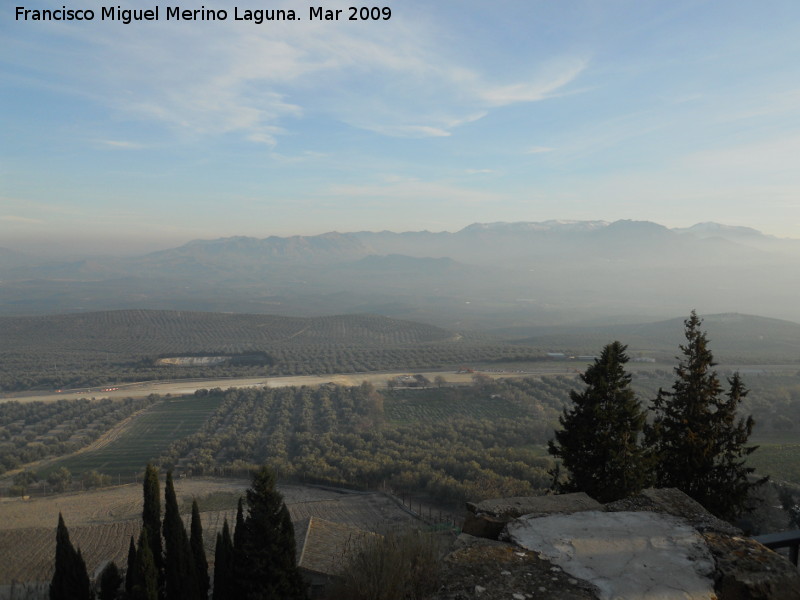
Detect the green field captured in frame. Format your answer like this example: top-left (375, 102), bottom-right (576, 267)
top-left (41, 394), bottom-right (224, 477)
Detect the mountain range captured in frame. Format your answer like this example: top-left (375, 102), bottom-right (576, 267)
top-left (2, 220), bottom-right (799, 328)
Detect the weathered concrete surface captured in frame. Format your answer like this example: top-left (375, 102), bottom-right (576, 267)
top-left (506, 510), bottom-right (717, 600)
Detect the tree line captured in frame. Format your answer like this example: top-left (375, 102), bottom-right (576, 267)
top-left (549, 311), bottom-right (765, 521)
top-left (51, 464), bottom-right (304, 600)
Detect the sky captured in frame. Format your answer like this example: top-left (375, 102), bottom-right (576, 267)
top-left (2, 0), bottom-right (800, 255)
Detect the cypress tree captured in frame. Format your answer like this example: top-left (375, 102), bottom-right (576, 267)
top-left (50, 513), bottom-right (93, 600)
top-left (233, 497), bottom-right (245, 552)
top-left (125, 535), bottom-right (137, 594)
top-left (212, 519), bottom-right (234, 600)
top-left (163, 472), bottom-right (200, 600)
top-left (647, 311), bottom-right (765, 520)
top-left (548, 341), bottom-right (651, 502)
top-left (130, 529), bottom-right (159, 600)
top-left (233, 466), bottom-right (305, 600)
top-left (190, 500), bottom-right (210, 599)
top-left (98, 561), bottom-right (123, 600)
top-left (142, 464), bottom-right (163, 577)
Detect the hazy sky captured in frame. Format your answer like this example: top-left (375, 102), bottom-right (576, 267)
top-left (2, 0), bottom-right (799, 254)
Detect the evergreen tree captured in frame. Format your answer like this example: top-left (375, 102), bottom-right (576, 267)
top-left (212, 519), bottom-right (234, 600)
top-left (233, 466), bottom-right (305, 600)
top-left (548, 341), bottom-right (651, 502)
top-left (50, 513), bottom-right (93, 600)
top-left (163, 472), bottom-right (201, 600)
top-left (142, 464), bottom-right (163, 577)
top-left (233, 497), bottom-right (245, 552)
top-left (98, 561), bottom-right (123, 600)
top-left (647, 311), bottom-right (765, 521)
top-left (129, 529), bottom-right (159, 600)
top-left (125, 536), bottom-right (137, 595)
top-left (190, 500), bottom-right (210, 599)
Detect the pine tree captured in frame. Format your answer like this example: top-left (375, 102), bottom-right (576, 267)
top-left (212, 519), bottom-right (234, 600)
top-left (190, 500), bottom-right (210, 599)
top-left (647, 311), bottom-right (765, 521)
top-left (142, 464), bottom-right (163, 578)
top-left (233, 466), bottom-right (305, 600)
top-left (50, 513), bottom-right (93, 600)
top-left (548, 341), bottom-right (651, 502)
top-left (163, 472), bottom-right (200, 600)
top-left (98, 561), bottom-right (123, 600)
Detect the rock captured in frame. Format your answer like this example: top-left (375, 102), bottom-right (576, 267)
top-left (435, 534), bottom-right (597, 600)
top-left (469, 493), bottom-right (604, 519)
top-left (464, 493), bottom-right (604, 540)
top-left (462, 512), bottom-right (509, 540)
top-left (607, 487), bottom-right (741, 535)
top-left (447, 489), bottom-right (800, 599)
top-left (703, 532), bottom-right (800, 600)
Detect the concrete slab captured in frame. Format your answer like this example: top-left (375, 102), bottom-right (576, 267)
top-left (506, 510), bottom-right (716, 600)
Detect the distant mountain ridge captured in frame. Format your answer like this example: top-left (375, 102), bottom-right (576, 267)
top-left (1, 219), bottom-right (798, 326)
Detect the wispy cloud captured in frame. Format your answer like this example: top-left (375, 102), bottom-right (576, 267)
top-left (479, 58), bottom-right (587, 107)
top-left (525, 146), bottom-right (554, 154)
top-left (0, 215), bottom-right (45, 224)
top-left (96, 140), bottom-right (146, 149)
top-left (6, 1), bottom-right (587, 144)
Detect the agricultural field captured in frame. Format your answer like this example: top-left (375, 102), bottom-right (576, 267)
top-left (38, 394), bottom-right (225, 478)
top-left (384, 388), bottom-right (525, 424)
top-left (0, 309), bottom-right (547, 393)
top-left (0, 477), bottom-right (418, 590)
top-left (748, 433), bottom-right (800, 486)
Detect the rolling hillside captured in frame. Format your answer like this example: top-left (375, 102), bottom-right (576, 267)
top-left (502, 313), bottom-right (800, 363)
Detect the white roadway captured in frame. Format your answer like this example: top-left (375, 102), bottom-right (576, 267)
top-left (0, 365), bottom-right (588, 404)
top-left (4, 362), bottom-right (789, 404)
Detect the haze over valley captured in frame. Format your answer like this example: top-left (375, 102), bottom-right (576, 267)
top-left (3, 219), bottom-right (799, 329)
